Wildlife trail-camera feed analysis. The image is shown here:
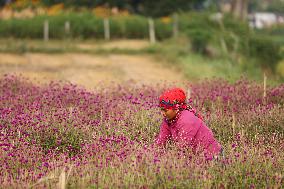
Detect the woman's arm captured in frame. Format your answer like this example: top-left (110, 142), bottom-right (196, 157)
top-left (155, 121), bottom-right (171, 147)
top-left (175, 112), bottom-right (201, 148)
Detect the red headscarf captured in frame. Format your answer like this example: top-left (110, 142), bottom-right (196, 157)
top-left (159, 88), bottom-right (187, 110)
top-left (159, 88), bottom-right (203, 120)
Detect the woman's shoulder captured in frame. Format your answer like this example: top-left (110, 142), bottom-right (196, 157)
top-left (178, 110), bottom-right (201, 124)
top-left (180, 110), bottom-right (197, 120)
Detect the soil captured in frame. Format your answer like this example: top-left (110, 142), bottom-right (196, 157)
top-left (0, 51), bottom-right (186, 90)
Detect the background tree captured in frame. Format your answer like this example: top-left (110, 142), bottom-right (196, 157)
top-left (0, 0), bottom-right (12, 7)
top-left (39, 0), bottom-right (206, 17)
top-left (231, 0), bottom-right (248, 20)
top-left (0, 2), bottom-right (6, 7)
top-left (266, 0), bottom-right (284, 13)
top-left (248, 0), bottom-right (262, 13)
top-left (40, 0), bottom-right (98, 7)
top-left (139, 0), bottom-right (205, 17)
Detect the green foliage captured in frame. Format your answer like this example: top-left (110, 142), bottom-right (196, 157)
top-left (179, 12), bottom-right (214, 54)
top-left (221, 14), bottom-right (250, 40)
top-left (123, 16), bottom-right (149, 39)
top-left (109, 16), bottom-right (149, 39)
top-left (152, 37), bottom-right (279, 84)
top-left (247, 34), bottom-right (281, 71)
top-left (41, 0), bottom-right (96, 7)
top-left (187, 29), bottom-right (211, 54)
top-left (140, 0), bottom-right (204, 17)
top-left (155, 20), bottom-right (172, 40)
top-left (76, 14), bottom-right (103, 39)
top-left (0, 13), bottom-right (172, 40)
top-left (210, 14), bottom-right (251, 56)
top-left (261, 25), bottom-right (284, 37)
top-left (266, 0), bottom-right (284, 13)
top-left (30, 123), bottom-right (86, 157)
top-left (39, 0), bottom-right (206, 17)
top-left (276, 60), bottom-right (284, 79)
top-left (0, 16), bottom-right (46, 38)
top-left (179, 12), bottom-right (216, 31)
top-left (179, 53), bottom-right (264, 82)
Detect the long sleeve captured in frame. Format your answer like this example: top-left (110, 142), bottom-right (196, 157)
top-left (174, 111), bottom-right (222, 160)
top-left (155, 121), bottom-right (171, 146)
top-left (175, 112), bottom-right (201, 148)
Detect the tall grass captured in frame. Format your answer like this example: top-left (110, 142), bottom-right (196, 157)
top-left (0, 12), bottom-right (171, 40)
top-left (0, 75), bottom-right (283, 188)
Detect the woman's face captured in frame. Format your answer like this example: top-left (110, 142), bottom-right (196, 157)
top-left (161, 108), bottom-right (178, 120)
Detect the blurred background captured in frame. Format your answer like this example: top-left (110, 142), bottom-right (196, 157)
top-left (0, 0), bottom-right (283, 89)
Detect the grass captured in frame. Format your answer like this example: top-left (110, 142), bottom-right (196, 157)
top-left (0, 37), bottom-right (283, 85)
top-left (149, 37), bottom-right (283, 85)
top-left (0, 38), bottom-right (151, 54)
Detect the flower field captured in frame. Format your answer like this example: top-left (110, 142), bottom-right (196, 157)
top-left (0, 75), bottom-right (283, 188)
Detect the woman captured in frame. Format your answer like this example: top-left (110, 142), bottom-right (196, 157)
top-left (155, 88), bottom-right (222, 160)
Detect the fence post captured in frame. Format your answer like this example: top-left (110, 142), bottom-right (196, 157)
top-left (148, 18), bottom-right (156, 44)
top-left (58, 170), bottom-right (66, 189)
top-left (217, 18), bottom-right (228, 54)
top-left (65, 21), bottom-right (70, 36)
top-left (173, 13), bottom-right (178, 38)
top-left (104, 18), bottom-right (110, 40)
top-left (44, 20), bottom-right (49, 42)
top-left (263, 72), bottom-right (267, 99)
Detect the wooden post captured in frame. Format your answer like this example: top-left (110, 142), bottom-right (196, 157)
top-left (187, 88), bottom-right (191, 100)
top-left (231, 32), bottom-right (239, 59)
top-left (263, 72), bottom-right (267, 99)
top-left (232, 114), bottom-right (235, 135)
top-left (231, 0), bottom-right (248, 21)
top-left (65, 21), bottom-right (70, 36)
top-left (104, 18), bottom-right (110, 40)
top-left (173, 13), bottom-right (178, 38)
top-left (218, 18), bottom-right (228, 54)
top-left (58, 170), bottom-right (66, 189)
top-left (44, 20), bottom-right (49, 42)
top-left (148, 18), bottom-right (156, 44)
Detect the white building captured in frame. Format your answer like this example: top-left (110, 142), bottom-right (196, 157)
top-left (249, 12), bottom-right (284, 29)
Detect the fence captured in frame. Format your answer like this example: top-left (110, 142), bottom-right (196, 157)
top-left (38, 16), bottom-right (180, 43)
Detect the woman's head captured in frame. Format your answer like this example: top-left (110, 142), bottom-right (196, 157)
top-left (159, 88), bottom-right (186, 120)
top-left (159, 87), bottom-right (203, 121)
top-left (159, 88), bottom-right (186, 109)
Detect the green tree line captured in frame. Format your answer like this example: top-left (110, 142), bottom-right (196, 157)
top-left (1, 0), bottom-right (205, 17)
top-left (42, 0), bottom-right (205, 17)
top-left (2, 0), bottom-right (283, 18)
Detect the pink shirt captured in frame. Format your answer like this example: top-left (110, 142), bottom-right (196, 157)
top-left (155, 110), bottom-right (222, 160)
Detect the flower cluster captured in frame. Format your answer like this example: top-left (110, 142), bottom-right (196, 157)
top-left (0, 75), bottom-right (283, 188)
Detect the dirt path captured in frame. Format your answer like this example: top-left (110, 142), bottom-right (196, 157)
top-left (0, 52), bottom-right (186, 90)
top-left (77, 39), bottom-right (150, 50)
